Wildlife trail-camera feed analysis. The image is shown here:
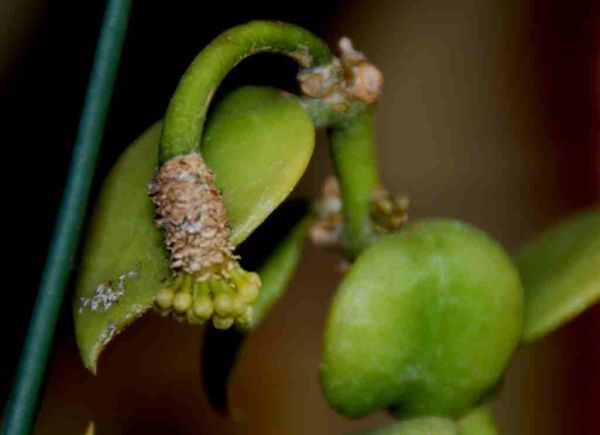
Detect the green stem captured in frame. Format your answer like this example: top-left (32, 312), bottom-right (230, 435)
top-left (160, 21), bottom-right (332, 163)
top-left (300, 97), bottom-right (368, 128)
top-left (329, 111), bottom-right (380, 258)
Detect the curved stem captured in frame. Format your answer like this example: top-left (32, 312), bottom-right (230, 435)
top-left (329, 110), bottom-right (380, 258)
top-left (300, 97), bottom-right (368, 128)
top-left (160, 21), bottom-right (332, 163)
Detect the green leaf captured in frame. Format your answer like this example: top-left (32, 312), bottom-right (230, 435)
top-left (457, 406), bottom-right (498, 435)
top-left (73, 123), bottom-right (169, 374)
top-left (202, 86), bottom-right (315, 245)
top-left (74, 86), bottom-right (315, 373)
top-left (202, 201), bottom-right (310, 414)
top-left (517, 208), bottom-right (600, 343)
top-left (321, 220), bottom-right (523, 418)
top-left (359, 417), bottom-right (457, 435)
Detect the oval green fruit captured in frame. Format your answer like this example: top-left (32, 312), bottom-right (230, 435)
top-left (457, 406), bottom-right (498, 435)
top-left (74, 86), bottom-right (315, 373)
top-left (321, 220), bottom-right (523, 418)
top-left (517, 208), bottom-right (600, 343)
top-left (360, 417), bottom-right (457, 435)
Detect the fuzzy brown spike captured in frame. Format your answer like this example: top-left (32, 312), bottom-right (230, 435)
top-left (149, 152), bottom-right (235, 279)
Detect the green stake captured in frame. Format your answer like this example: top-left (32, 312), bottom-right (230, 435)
top-left (1, 0), bottom-right (132, 433)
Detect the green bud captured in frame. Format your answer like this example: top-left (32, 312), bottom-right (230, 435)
top-left (212, 316), bottom-right (234, 330)
top-left (213, 292), bottom-right (235, 317)
top-left (237, 275), bottom-right (260, 304)
top-left (154, 287), bottom-right (174, 310)
top-left (172, 291), bottom-right (192, 313)
top-left (186, 310), bottom-right (204, 325)
top-left (230, 294), bottom-right (247, 317)
top-left (235, 306), bottom-right (254, 327)
top-left (193, 295), bottom-right (214, 320)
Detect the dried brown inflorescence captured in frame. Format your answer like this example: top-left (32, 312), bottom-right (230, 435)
top-left (149, 152), bottom-right (235, 279)
top-left (298, 37), bottom-right (383, 106)
top-left (310, 176), bottom-right (344, 248)
top-left (338, 37), bottom-right (383, 105)
top-left (310, 176), bottom-right (409, 254)
top-left (149, 152), bottom-right (260, 329)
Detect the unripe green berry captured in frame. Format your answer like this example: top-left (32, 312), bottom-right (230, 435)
top-left (186, 310), bottom-right (204, 325)
top-left (154, 287), bottom-right (174, 310)
top-left (212, 316), bottom-right (234, 330)
top-left (193, 295), bottom-right (214, 320)
top-left (213, 292), bottom-right (234, 316)
top-left (173, 291), bottom-right (192, 313)
top-left (236, 306), bottom-right (254, 327)
top-left (238, 279), bottom-right (260, 304)
top-left (230, 294), bottom-right (247, 316)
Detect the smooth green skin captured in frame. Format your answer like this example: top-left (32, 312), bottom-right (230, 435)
top-left (329, 111), bottom-right (380, 258)
top-left (457, 406), bottom-right (498, 435)
top-left (202, 87), bottom-right (315, 245)
top-left (321, 220), bottom-right (524, 418)
top-left (74, 87), bottom-right (315, 373)
top-left (517, 208), bottom-right (600, 343)
top-left (359, 406), bottom-right (497, 435)
top-left (360, 417), bottom-right (457, 435)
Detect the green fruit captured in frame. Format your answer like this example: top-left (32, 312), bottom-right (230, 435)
top-left (321, 220), bottom-right (523, 418)
top-left (358, 406), bottom-right (497, 435)
top-left (517, 208), bottom-right (600, 343)
top-left (74, 86), bottom-right (315, 373)
top-left (458, 406), bottom-right (498, 435)
top-left (360, 417), bottom-right (457, 435)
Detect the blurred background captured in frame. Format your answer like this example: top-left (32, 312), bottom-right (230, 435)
top-left (1, 0), bottom-right (599, 433)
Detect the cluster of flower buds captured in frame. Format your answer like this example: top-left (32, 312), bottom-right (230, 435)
top-left (149, 152), bottom-right (262, 329)
top-left (154, 263), bottom-right (261, 329)
top-left (298, 37), bottom-right (383, 107)
top-left (310, 177), bottom-right (409, 250)
top-left (370, 187), bottom-right (409, 234)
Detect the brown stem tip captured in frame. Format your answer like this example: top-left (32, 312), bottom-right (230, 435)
top-left (149, 152), bottom-right (261, 329)
top-left (297, 37), bottom-right (383, 106)
top-left (149, 152), bottom-right (234, 277)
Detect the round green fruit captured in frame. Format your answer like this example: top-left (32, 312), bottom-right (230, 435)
top-left (321, 219), bottom-right (523, 418)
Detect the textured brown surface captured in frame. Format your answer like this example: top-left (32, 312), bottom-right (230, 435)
top-left (149, 153), bottom-right (234, 278)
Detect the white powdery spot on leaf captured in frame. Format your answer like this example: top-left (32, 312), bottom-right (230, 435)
top-left (98, 322), bottom-right (117, 345)
top-left (124, 304), bottom-right (147, 321)
top-left (80, 269), bottom-right (139, 313)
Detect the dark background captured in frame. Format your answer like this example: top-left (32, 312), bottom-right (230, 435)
top-left (2, 0), bottom-right (599, 433)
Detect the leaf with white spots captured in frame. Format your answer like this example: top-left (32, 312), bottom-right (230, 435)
top-left (74, 87), bottom-right (315, 373)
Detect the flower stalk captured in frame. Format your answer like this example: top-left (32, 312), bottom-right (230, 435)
top-left (152, 21), bottom-right (391, 327)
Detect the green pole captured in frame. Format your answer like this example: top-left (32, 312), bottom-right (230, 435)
top-left (1, 0), bottom-right (132, 433)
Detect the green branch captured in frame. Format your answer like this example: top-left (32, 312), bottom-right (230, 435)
top-left (159, 20), bottom-right (382, 260)
top-left (329, 110), bottom-right (380, 257)
top-left (159, 21), bottom-right (332, 163)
